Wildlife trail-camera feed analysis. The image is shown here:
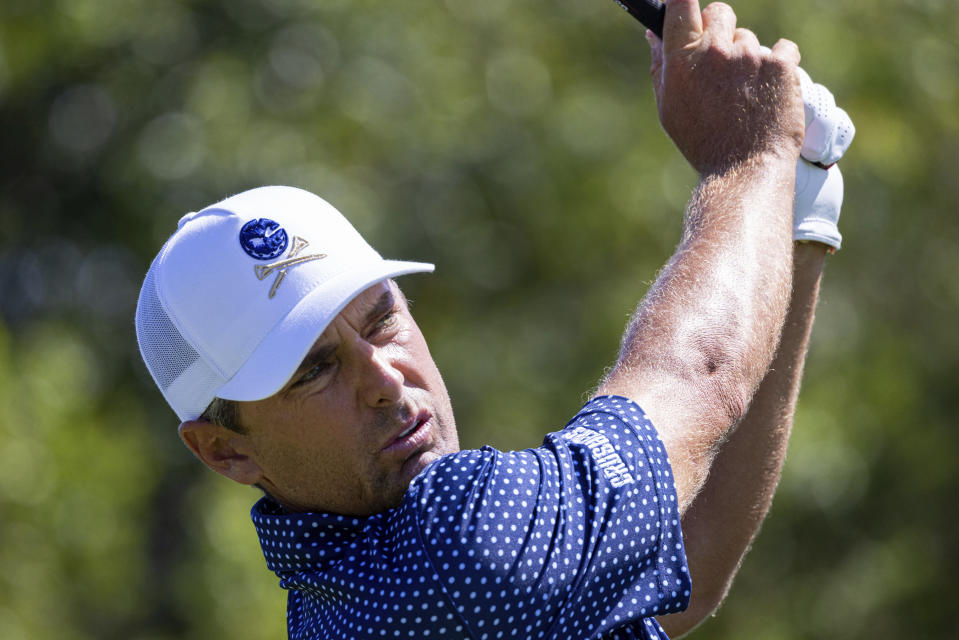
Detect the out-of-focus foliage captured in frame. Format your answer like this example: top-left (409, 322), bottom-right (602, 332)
top-left (0, 0), bottom-right (956, 637)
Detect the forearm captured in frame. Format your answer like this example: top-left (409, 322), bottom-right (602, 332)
top-left (658, 242), bottom-right (828, 637)
top-left (594, 0), bottom-right (807, 511)
top-left (598, 154), bottom-right (797, 511)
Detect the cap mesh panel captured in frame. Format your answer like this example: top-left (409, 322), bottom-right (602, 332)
top-left (136, 267), bottom-right (221, 420)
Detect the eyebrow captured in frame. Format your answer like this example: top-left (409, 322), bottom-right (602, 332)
top-left (284, 343), bottom-right (338, 392)
top-left (363, 289), bottom-right (397, 327)
top-left (284, 289), bottom-right (398, 390)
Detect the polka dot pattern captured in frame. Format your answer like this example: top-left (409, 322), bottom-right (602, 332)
top-left (252, 395), bottom-right (690, 639)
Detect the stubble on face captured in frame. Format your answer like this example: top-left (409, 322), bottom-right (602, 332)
top-left (346, 396), bottom-right (445, 510)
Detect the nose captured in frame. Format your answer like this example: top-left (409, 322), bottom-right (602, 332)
top-left (353, 340), bottom-right (404, 407)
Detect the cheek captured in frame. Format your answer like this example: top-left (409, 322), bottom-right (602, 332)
top-left (248, 405), bottom-right (355, 477)
top-left (393, 329), bottom-right (438, 375)
top-left (415, 345), bottom-right (450, 399)
top-left (261, 426), bottom-right (368, 499)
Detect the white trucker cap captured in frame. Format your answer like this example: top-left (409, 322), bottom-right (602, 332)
top-left (135, 185), bottom-right (434, 422)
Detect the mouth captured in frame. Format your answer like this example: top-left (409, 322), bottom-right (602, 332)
top-left (381, 411), bottom-right (433, 455)
top-left (396, 421), bottom-right (419, 439)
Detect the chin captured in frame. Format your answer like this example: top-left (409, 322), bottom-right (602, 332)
top-left (363, 450), bottom-right (449, 516)
top-left (400, 449), bottom-right (439, 486)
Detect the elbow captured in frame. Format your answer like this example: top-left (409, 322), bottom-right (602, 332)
top-left (692, 334), bottom-right (755, 434)
top-left (658, 580), bottom-right (733, 638)
top-left (685, 290), bottom-right (778, 430)
top-left (706, 368), bottom-right (753, 429)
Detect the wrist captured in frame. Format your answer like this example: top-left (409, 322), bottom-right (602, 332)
top-left (794, 240), bottom-right (832, 257)
top-left (699, 147), bottom-right (800, 183)
top-left (756, 142), bottom-right (804, 171)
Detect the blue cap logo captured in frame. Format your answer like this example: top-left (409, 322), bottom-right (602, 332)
top-left (239, 218), bottom-right (289, 260)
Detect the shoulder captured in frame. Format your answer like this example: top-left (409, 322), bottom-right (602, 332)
top-left (568, 394), bottom-right (658, 434)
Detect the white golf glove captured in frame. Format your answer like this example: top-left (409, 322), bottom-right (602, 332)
top-left (797, 66), bottom-right (855, 167)
top-left (793, 65), bottom-right (855, 251)
top-left (794, 159), bottom-right (843, 249)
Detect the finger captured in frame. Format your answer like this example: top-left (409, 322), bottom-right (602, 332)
top-left (701, 2), bottom-right (737, 50)
top-left (770, 37), bottom-right (801, 67)
top-left (662, 0), bottom-right (704, 54)
top-left (732, 27), bottom-right (761, 56)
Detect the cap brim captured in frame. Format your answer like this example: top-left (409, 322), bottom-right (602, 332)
top-left (215, 259), bottom-right (434, 402)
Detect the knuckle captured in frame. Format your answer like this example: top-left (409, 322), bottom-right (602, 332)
top-left (702, 1), bottom-right (737, 29)
top-left (734, 28), bottom-right (759, 48)
top-left (772, 38), bottom-right (801, 60)
top-left (705, 1), bottom-right (734, 16)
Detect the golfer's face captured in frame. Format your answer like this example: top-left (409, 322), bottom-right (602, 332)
top-left (236, 280), bottom-right (459, 516)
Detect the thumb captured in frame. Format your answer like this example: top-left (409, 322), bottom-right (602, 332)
top-left (662, 0), bottom-right (704, 54)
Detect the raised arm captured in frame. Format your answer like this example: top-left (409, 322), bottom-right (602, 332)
top-left (595, 0), bottom-right (805, 512)
top-left (657, 241), bottom-right (829, 636)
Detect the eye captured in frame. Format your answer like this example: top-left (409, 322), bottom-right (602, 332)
top-left (292, 360), bottom-right (334, 388)
top-left (372, 309), bottom-right (399, 335)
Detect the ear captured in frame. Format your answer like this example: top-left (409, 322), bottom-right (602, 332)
top-left (178, 420), bottom-right (264, 486)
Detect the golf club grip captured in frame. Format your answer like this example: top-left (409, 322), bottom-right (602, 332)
top-left (614, 0), bottom-right (665, 38)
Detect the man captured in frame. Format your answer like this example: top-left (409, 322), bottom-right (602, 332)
top-left (135, 1), bottom-right (851, 637)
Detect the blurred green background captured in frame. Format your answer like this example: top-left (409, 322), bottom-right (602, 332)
top-left (1, 0), bottom-right (956, 637)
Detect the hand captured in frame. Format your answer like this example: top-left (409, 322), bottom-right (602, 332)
top-left (791, 67), bottom-right (854, 251)
top-left (797, 66), bottom-right (856, 166)
top-left (751, 51), bottom-right (856, 166)
top-left (646, 0), bottom-right (805, 174)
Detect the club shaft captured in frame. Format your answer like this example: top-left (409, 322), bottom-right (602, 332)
top-left (614, 0), bottom-right (665, 38)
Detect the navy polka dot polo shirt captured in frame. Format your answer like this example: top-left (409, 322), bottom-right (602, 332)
top-left (252, 395), bottom-right (691, 639)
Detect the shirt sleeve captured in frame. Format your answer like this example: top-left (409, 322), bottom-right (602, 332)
top-left (404, 395), bottom-right (691, 639)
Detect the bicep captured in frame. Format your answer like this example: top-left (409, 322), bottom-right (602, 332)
top-left (596, 359), bottom-right (731, 516)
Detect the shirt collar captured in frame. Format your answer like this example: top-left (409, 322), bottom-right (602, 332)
top-left (251, 496), bottom-right (370, 575)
